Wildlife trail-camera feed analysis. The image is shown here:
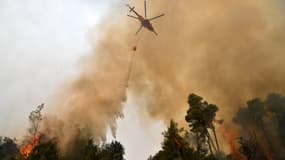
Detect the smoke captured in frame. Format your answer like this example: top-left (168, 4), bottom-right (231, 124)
top-left (41, 0), bottom-right (285, 156)
top-left (129, 0), bottom-right (285, 123)
top-left (42, 23), bottom-right (132, 155)
top-left (233, 93), bottom-right (285, 159)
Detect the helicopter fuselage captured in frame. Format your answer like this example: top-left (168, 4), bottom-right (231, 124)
top-left (137, 15), bottom-right (155, 32)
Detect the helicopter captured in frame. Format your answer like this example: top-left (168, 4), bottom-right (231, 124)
top-left (126, 0), bottom-right (165, 35)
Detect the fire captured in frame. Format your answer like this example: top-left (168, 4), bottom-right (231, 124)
top-left (173, 137), bottom-right (181, 148)
top-left (219, 125), bottom-right (246, 160)
top-left (20, 133), bottom-right (41, 159)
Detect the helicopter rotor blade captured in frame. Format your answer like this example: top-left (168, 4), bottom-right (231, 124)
top-left (149, 14), bottom-right (165, 21)
top-left (127, 15), bottom-right (139, 19)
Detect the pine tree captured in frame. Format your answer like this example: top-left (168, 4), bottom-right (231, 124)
top-left (185, 94), bottom-right (220, 156)
top-left (151, 120), bottom-right (197, 160)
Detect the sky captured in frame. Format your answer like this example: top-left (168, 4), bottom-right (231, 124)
top-left (0, 0), bottom-right (163, 159)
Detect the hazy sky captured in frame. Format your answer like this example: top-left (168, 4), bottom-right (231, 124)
top-left (0, 0), bottom-right (107, 134)
top-left (0, 0), bottom-right (163, 159)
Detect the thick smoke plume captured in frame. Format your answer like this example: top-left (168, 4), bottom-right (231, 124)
top-left (43, 0), bottom-right (285, 155)
top-left (43, 24), bottom-right (132, 154)
top-left (129, 0), bottom-right (285, 123)
top-left (233, 93), bottom-right (285, 159)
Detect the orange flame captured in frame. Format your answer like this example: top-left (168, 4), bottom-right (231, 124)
top-left (173, 137), bottom-right (181, 148)
top-left (219, 125), bottom-right (246, 160)
top-left (20, 133), bottom-right (41, 159)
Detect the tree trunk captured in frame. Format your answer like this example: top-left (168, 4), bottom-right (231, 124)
top-left (211, 123), bottom-right (221, 154)
top-left (207, 135), bottom-right (214, 155)
top-left (206, 128), bottom-right (218, 154)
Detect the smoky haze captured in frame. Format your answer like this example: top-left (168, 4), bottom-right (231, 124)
top-left (233, 93), bottom-right (285, 159)
top-left (130, 0), bottom-right (285, 123)
top-left (43, 23), bottom-right (132, 154)
top-left (43, 0), bottom-right (285, 155)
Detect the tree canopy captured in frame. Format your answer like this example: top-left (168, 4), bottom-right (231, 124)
top-left (3, 93), bottom-right (285, 160)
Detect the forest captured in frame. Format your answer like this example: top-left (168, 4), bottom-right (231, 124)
top-left (1, 92), bottom-right (285, 160)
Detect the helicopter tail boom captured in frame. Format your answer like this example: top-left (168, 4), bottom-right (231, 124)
top-left (126, 4), bottom-right (135, 13)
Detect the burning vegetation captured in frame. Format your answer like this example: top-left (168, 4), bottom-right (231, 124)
top-left (19, 133), bottom-right (41, 159)
top-left (1, 93), bottom-right (285, 159)
top-left (19, 104), bottom-right (44, 159)
top-left (1, 1), bottom-right (285, 159)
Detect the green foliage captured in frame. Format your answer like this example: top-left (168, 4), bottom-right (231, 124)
top-left (27, 139), bottom-right (60, 160)
top-left (0, 137), bottom-right (18, 160)
top-left (8, 92), bottom-right (285, 160)
top-left (151, 120), bottom-right (198, 160)
top-left (71, 139), bottom-right (125, 160)
top-left (186, 94), bottom-right (218, 134)
top-left (98, 141), bottom-right (125, 160)
top-left (82, 139), bottom-right (100, 160)
top-left (150, 93), bottom-right (223, 160)
top-left (185, 94), bottom-right (219, 155)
